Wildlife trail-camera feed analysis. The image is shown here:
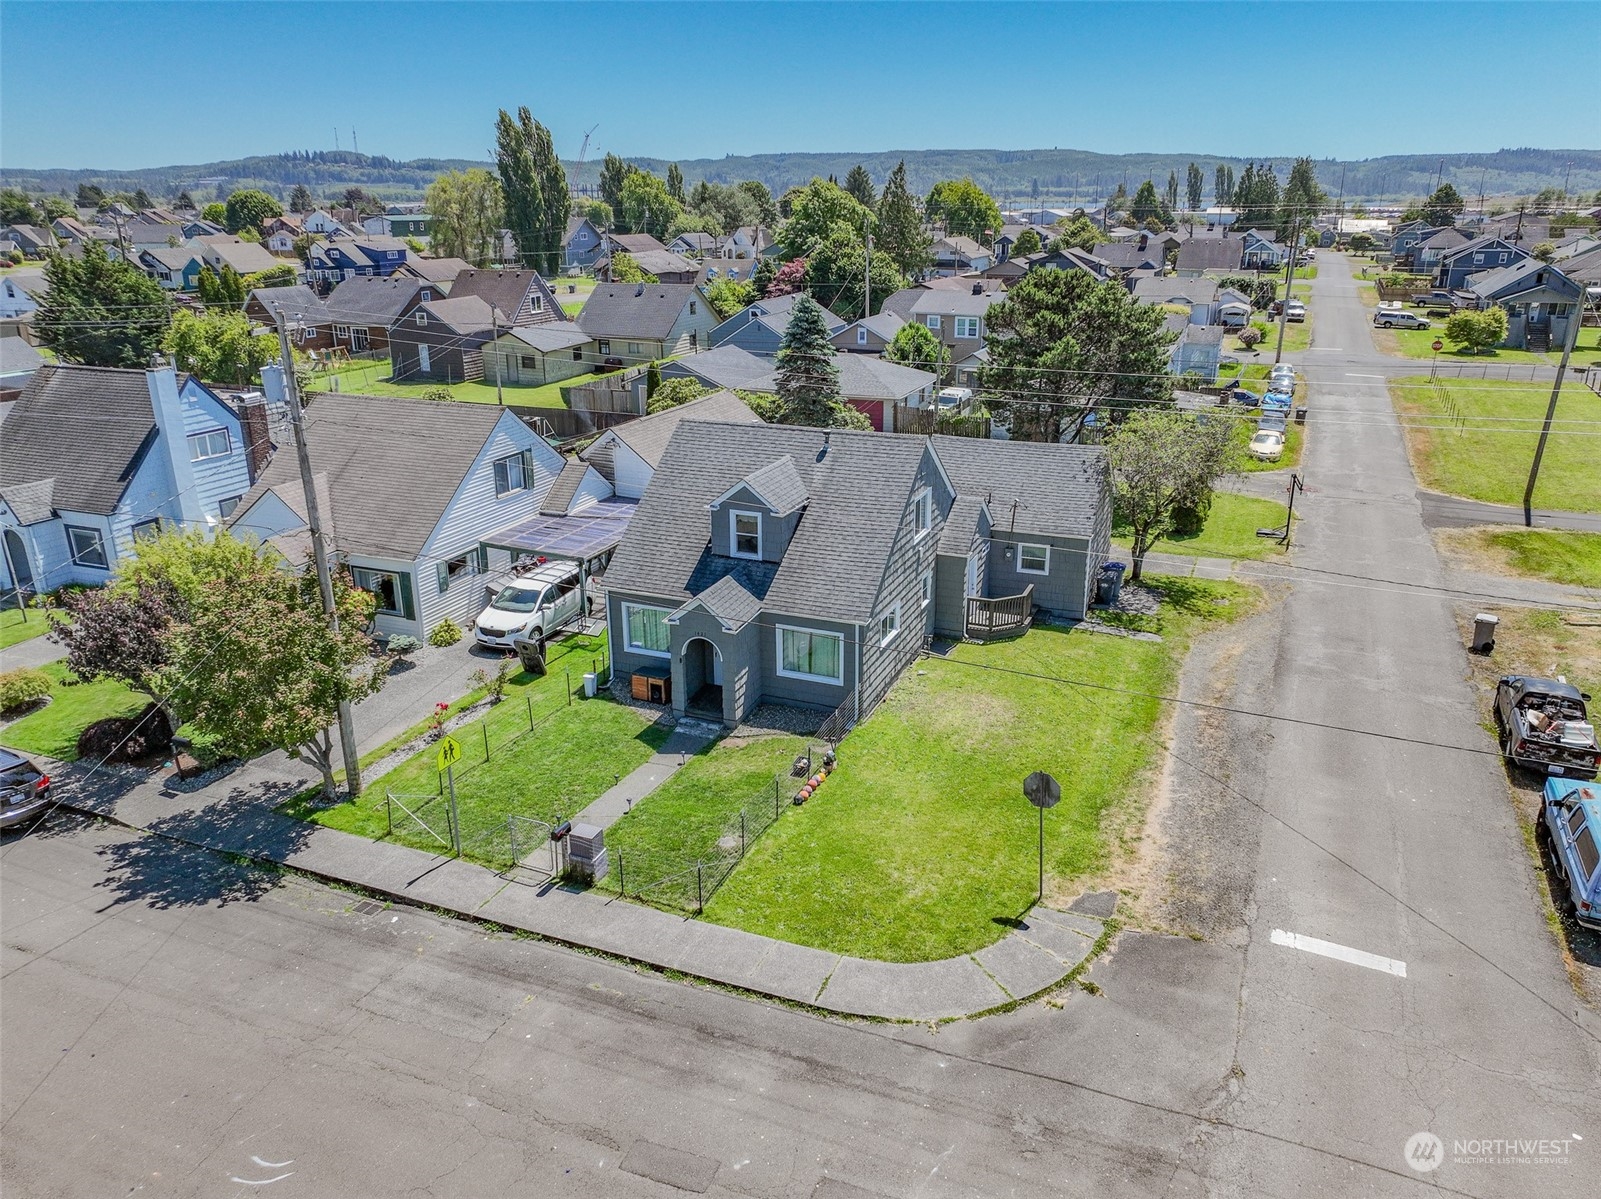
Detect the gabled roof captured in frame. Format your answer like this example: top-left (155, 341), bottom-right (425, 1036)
top-left (321, 275), bottom-right (430, 326)
top-left (0, 365), bottom-right (159, 518)
top-left (140, 244), bottom-right (201, 271)
top-left (834, 311), bottom-right (905, 342)
top-left (908, 288), bottom-right (1001, 317)
top-left (400, 256), bottom-right (472, 283)
top-left (604, 421), bottom-right (937, 625)
top-left (670, 231), bottom-right (719, 254)
top-left (447, 268), bottom-right (559, 325)
top-left (1132, 276), bottom-right (1219, 306)
top-left (667, 573), bottom-right (761, 632)
top-left (938, 494), bottom-right (989, 555)
top-left (416, 294), bottom-right (499, 335)
top-left (500, 323), bottom-right (591, 353)
top-left (228, 393), bottom-right (515, 559)
top-left (583, 389), bottom-right (762, 471)
top-left (1440, 234), bottom-right (1524, 262)
top-left (1176, 238), bottom-right (1244, 272)
top-left (0, 336), bottom-right (45, 376)
top-left (722, 456), bottom-right (809, 516)
top-left (1417, 227), bottom-right (1471, 252)
top-left (930, 435), bottom-right (1108, 540)
top-left (1466, 259), bottom-right (1581, 302)
top-left (1093, 241), bottom-right (1167, 270)
top-left (605, 232), bottom-right (668, 255)
top-left (670, 344), bottom-right (774, 389)
top-left (540, 460), bottom-right (594, 516)
top-left (249, 284), bottom-right (327, 324)
top-left (199, 236), bottom-right (281, 274)
top-left (629, 249), bottom-right (699, 277)
top-left (576, 282), bottom-right (704, 340)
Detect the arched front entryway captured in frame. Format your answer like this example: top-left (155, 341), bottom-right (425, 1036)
top-left (682, 637), bottom-right (724, 722)
top-left (3, 529), bottom-right (34, 596)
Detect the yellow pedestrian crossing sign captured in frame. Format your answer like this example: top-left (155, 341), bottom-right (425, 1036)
top-left (436, 736), bottom-right (462, 772)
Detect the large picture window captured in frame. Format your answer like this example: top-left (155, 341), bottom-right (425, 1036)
top-left (66, 526), bottom-right (108, 568)
top-left (623, 603), bottom-right (671, 657)
top-left (777, 625), bottom-right (843, 684)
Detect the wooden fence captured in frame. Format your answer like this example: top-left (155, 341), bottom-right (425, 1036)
top-left (568, 367), bottom-right (647, 416)
top-left (505, 404), bottom-right (639, 444)
top-left (892, 403), bottom-right (993, 438)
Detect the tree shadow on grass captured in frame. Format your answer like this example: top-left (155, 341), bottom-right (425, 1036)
top-left (91, 777), bottom-right (314, 912)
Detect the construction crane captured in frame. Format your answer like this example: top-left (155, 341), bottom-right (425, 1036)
top-left (574, 124), bottom-right (599, 195)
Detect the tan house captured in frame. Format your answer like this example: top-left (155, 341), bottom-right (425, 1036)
top-left (575, 281), bottom-right (720, 367)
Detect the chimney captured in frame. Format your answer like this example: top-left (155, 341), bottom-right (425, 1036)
top-left (972, 282), bottom-right (983, 295)
top-left (238, 395), bottom-right (273, 482)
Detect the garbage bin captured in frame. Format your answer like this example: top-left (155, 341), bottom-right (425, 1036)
top-left (1097, 561), bottom-right (1127, 606)
top-left (512, 637), bottom-right (547, 675)
top-left (1295, 406), bottom-right (1308, 424)
top-left (1472, 612), bottom-right (1498, 654)
top-left (582, 671), bottom-right (598, 698)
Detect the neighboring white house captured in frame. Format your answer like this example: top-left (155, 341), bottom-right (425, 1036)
top-left (580, 390), bottom-right (763, 500)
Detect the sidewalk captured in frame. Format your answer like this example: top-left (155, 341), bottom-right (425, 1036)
top-left (52, 754), bottom-right (1109, 1022)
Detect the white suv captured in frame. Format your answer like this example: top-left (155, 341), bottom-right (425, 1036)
top-left (474, 560), bottom-right (583, 649)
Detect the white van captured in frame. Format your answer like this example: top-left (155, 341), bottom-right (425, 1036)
top-left (936, 387), bottom-right (974, 410)
top-left (474, 559), bottom-right (583, 649)
top-left (1375, 309), bottom-right (1431, 329)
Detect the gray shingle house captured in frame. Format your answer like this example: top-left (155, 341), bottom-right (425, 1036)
top-left (1464, 260), bottom-right (1585, 352)
top-left (576, 281), bottom-right (720, 366)
top-left (710, 292), bottom-right (847, 356)
top-left (603, 422), bottom-right (1110, 726)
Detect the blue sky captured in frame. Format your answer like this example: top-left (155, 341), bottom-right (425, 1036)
top-left (3, 1), bottom-right (1596, 169)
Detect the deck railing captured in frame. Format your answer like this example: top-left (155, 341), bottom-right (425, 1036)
top-left (965, 585), bottom-right (1034, 641)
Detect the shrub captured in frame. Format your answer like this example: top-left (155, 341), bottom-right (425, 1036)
top-left (470, 657), bottom-right (514, 704)
top-left (1169, 491), bottom-right (1214, 537)
top-left (77, 703), bottom-right (174, 762)
top-left (427, 619), bottom-right (462, 647)
top-left (387, 634), bottom-right (423, 656)
top-left (1238, 327), bottom-right (1263, 350)
top-left (0, 667), bottom-right (52, 714)
top-left (182, 729), bottom-right (231, 770)
top-left (421, 386), bottom-right (454, 402)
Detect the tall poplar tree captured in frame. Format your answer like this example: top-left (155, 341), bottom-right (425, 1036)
top-left (666, 162), bottom-right (685, 204)
top-left (1186, 163), bottom-right (1205, 211)
top-left (495, 107), bottom-right (569, 276)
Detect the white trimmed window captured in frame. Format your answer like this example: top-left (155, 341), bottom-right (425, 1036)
top-left (924, 315), bottom-right (941, 331)
top-left (730, 510), bottom-right (761, 558)
top-left (415, 310), bottom-right (427, 326)
top-left (1018, 543), bottom-right (1050, 574)
top-left (187, 428), bottom-right (231, 461)
top-left (954, 316), bottom-right (980, 338)
top-left (857, 327), bottom-right (867, 345)
top-left (911, 488), bottom-right (932, 539)
top-left (777, 625), bottom-right (843, 684)
top-left (66, 526), bottom-right (108, 569)
top-left (493, 450), bottom-right (536, 496)
top-left (622, 603), bottom-right (671, 657)
top-left (920, 569), bottom-right (934, 608)
top-left (876, 603), bottom-right (901, 647)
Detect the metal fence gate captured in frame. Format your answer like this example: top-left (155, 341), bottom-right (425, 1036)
top-left (506, 814), bottom-right (561, 883)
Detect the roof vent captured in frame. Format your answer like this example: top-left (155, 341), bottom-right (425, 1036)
top-left (635, 282), bottom-right (645, 297)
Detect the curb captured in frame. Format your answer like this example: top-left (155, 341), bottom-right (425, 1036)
top-left (50, 794), bottom-right (1117, 1024)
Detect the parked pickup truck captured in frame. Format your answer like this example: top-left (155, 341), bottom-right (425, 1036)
top-left (1411, 289), bottom-right (1470, 311)
top-left (1494, 675), bottom-right (1600, 779)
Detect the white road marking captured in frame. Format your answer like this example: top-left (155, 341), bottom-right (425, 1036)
top-left (251, 1157), bottom-right (294, 1169)
top-left (230, 1173), bottom-right (294, 1186)
top-left (1345, 372), bottom-right (1385, 379)
top-left (1270, 929), bottom-right (1407, 977)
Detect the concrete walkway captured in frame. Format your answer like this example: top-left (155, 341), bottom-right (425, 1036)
top-left (572, 721), bottom-right (720, 831)
top-left (47, 754), bottom-right (1107, 1022)
top-left (0, 623), bottom-right (68, 672)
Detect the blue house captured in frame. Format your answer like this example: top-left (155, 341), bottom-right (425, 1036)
top-left (709, 292), bottom-right (847, 356)
top-left (1465, 260), bottom-right (1585, 353)
top-left (1436, 236), bottom-right (1529, 291)
top-left (0, 365), bottom-right (260, 595)
top-left (563, 216), bottom-right (607, 271)
top-left (306, 235), bottom-right (410, 284)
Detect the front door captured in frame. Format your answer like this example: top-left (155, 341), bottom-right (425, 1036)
top-left (417, 343), bottom-right (431, 374)
top-left (3, 529), bottom-right (33, 594)
top-left (965, 554), bottom-right (980, 597)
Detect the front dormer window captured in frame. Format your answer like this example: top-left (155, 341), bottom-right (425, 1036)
top-left (731, 511), bottom-right (761, 558)
top-left (415, 310), bottom-right (427, 326)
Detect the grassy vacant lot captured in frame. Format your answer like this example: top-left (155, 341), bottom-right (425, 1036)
top-left (1115, 490), bottom-right (1290, 561)
top-left (0, 607), bottom-right (64, 651)
top-left (305, 357), bottom-right (627, 410)
top-left (1386, 324), bottom-right (1601, 368)
top-left (1227, 311), bottom-right (1311, 357)
top-left (704, 578), bottom-right (1254, 961)
top-left (1436, 528), bottom-right (1601, 590)
top-left (292, 633), bottom-right (670, 862)
top-left (599, 733), bottom-right (811, 899)
top-left (0, 662), bottom-right (145, 762)
top-left (554, 275), bottom-right (597, 316)
top-left (1389, 376), bottom-right (1599, 512)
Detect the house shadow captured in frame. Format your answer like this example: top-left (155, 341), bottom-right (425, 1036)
top-left (91, 777), bottom-right (315, 912)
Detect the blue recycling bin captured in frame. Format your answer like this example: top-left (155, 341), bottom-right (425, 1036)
top-left (1097, 561), bottom-right (1127, 605)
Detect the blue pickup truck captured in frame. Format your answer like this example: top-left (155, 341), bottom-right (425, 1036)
top-left (1540, 779), bottom-right (1601, 930)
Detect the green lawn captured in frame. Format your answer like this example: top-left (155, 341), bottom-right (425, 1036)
top-left (1389, 376), bottom-right (1599, 512)
top-left (703, 579), bottom-right (1253, 961)
top-left (1115, 490), bottom-right (1291, 561)
top-left (598, 733), bottom-right (811, 904)
top-left (1228, 311), bottom-right (1311, 357)
top-left (290, 633), bottom-right (672, 863)
top-left (0, 607), bottom-right (64, 651)
top-left (1386, 324), bottom-right (1601, 368)
top-left (1442, 529), bottom-right (1601, 590)
top-left (304, 357), bottom-right (623, 409)
top-left (0, 662), bottom-right (147, 762)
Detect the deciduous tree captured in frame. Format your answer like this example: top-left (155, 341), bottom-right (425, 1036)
top-left (223, 188), bottom-right (283, 234)
top-left (925, 178), bottom-right (1002, 244)
top-left (1278, 156), bottom-right (1327, 239)
top-left (779, 178), bottom-right (872, 258)
top-left (1186, 163), bottom-right (1205, 212)
top-left (1106, 409), bottom-right (1239, 581)
top-left (646, 376), bottom-right (708, 414)
top-left (1130, 180), bottom-right (1162, 227)
top-left (425, 167), bottom-right (504, 265)
top-left (1049, 216), bottom-right (1105, 253)
top-left (978, 268), bottom-right (1175, 443)
top-left (705, 277), bottom-right (756, 320)
top-left (201, 201), bottom-right (227, 225)
top-left (666, 162), bottom-right (685, 204)
top-left (1011, 227), bottom-right (1043, 256)
top-left (495, 107), bottom-right (568, 275)
top-left (598, 153), bottom-right (633, 215)
top-left (619, 171), bottom-right (681, 238)
top-left (164, 309), bottom-right (275, 385)
top-left (804, 228), bottom-right (905, 321)
top-left (36, 240), bottom-right (170, 368)
top-left (884, 321), bottom-right (950, 379)
top-left (1443, 306), bottom-right (1508, 354)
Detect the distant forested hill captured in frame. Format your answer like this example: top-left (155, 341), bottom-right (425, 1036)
top-left (5, 146), bottom-right (1598, 206)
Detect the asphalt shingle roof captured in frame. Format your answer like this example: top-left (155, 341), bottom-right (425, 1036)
top-left (670, 573), bottom-right (762, 631)
top-left (0, 336), bottom-right (45, 375)
top-left (1176, 238), bottom-right (1244, 272)
top-left (736, 457), bottom-right (809, 516)
top-left (503, 323), bottom-right (591, 353)
top-left (577, 282), bottom-right (703, 341)
top-left (321, 276), bottom-right (429, 326)
top-left (228, 393), bottom-right (511, 560)
top-left (930, 435), bottom-right (1108, 540)
top-left (590, 389), bottom-right (761, 469)
top-left (0, 365), bottom-right (157, 519)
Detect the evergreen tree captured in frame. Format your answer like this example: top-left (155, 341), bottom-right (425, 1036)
top-left (1420, 183), bottom-right (1466, 226)
top-left (666, 162), bottom-right (685, 204)
top-left (1232, 162), bottom-right (1280, 227)
top-left (843, 164), bottom-right (876, 209)
top-left (598, 153), bottom-right (633, 215)
top-left (1186, 163), bottom-right (1205, 211)
top-left (289, 184), bottom-right (314, 212)
top-left (874, 160), bottom-right (931, 279)
top-left (773, 294), bottom-right (842, 428)
top-left (1130, 180), bottom-right (1162, 226)
top-left (37, 240), bottom-right (170, 368)
top-left (1278, 156), bottom-right (1327, 239)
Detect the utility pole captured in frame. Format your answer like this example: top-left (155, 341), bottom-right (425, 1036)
top-left (863, 215), bottom-right (872, 319)
top-left (1273, 210), bottom-right (1301, 364)
top-left (1521, 294), bottom-right (1584, 526)
top-left (492, 305), bottom-right (503, 405)
top-left (273, 315), bottom-right (363, 797)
